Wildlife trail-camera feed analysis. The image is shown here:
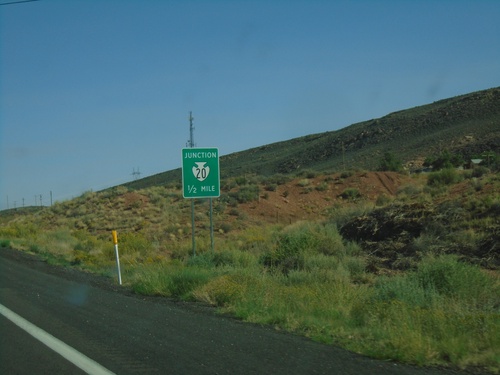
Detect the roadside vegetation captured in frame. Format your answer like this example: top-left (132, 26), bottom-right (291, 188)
top-left (3, 87), bottom-right (499, 370)
top-left (1, 163), bottom-right (499, 373)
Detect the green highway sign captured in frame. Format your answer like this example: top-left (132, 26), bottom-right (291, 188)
top-left (182, 148), bottom-right (220, 198)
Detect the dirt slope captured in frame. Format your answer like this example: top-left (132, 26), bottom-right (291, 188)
top-left (235, 171), bottom-right (412, 224)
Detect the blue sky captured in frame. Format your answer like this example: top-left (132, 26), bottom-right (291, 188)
top-left (1, 0), bottom-right (499, 209)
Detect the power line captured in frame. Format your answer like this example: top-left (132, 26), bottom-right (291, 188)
top-left (0, 0), bottom-right (40, 5)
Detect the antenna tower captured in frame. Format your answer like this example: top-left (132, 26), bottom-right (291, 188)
top-left (186, 111), bottom-right (195, 148)
top-left (187, 111), bottom-right (196, 256)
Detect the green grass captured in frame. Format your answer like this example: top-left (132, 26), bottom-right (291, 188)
top-left (120, 230), bottom-right (499, 372)
top-left (361, 256), bottom-right (500, 369)
top-left (1, 168), bottom-right (499, 373)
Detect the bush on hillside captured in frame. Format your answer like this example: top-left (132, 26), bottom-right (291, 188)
top-left (339, 188), bottom-right (362, 201)
top-left (427, 168), bottom-right (462, 186)
top-left (378, 152), bottom-right (403, 172)
top-left (260, 222), bottom-right (345, 275)
top-left (230, 184), bottom-right (260, 203)
top-left (424, 150), bottom-right (464, 170)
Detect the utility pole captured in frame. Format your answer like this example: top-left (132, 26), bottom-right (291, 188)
top-left (342, 141), bottom-right (346, 171)
top-left (482, 151), bottom-right (494, 168)
top-left (132, 167), bottom-right (141, 180)
top-left (39, 194), bottom-right (42, 207)
top-left (50, 191), bottom-right (53, 206)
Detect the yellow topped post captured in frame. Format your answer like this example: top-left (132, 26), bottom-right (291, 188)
top-left (111, 230), bottom-right (122, 285)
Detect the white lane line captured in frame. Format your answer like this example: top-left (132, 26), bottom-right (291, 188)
top-left (0, 303), bottom-right (116, 375)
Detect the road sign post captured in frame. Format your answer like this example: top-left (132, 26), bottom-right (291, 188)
top-left (182, 148), bottom-right (220, 198)
top-left (182, 148), bottom-right (220, 255)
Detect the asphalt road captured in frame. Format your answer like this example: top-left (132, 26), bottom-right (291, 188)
top-left (0, 248), bottom-right (470, 375)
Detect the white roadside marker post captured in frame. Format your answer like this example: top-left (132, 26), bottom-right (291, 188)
top-left (112, 230), bottom-right (122, 285)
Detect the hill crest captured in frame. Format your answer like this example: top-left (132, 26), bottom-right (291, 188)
top-left (123, 86), bottom-right (500, 191)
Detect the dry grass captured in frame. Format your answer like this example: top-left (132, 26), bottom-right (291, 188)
top-left (1, 171), bottom-right (499, 372)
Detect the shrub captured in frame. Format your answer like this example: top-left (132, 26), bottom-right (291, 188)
top-left (169, 268), bottom-right (212, 300)
top-left (31, 230), bottom-right (77, 261)
top-left (327, 202), bottom-right (374, 228)
top-left (485, 196), bottom-right (500, 216)
top-left (213, 200), bottom-right (227, 214)
top-left (298, 179), bottom-right (310, 187)
top-left (119, 232), bottom-right (154, 257)
top-left (339, 188), bottom-right (362, 201)
top-left (186, 249), bottom-right (258, 269)
top-left (130, 264), bottom-right (212, 300)
top-left (235, 176), bottom-right (247, 186)
top-left (0, 239), bottom-right (11, 248)
top-left (219, 223), bottom-right (232, 233)
top-left (408, 233), bottom-right (446, 256)
top-left (193, 273), bottom-right (246, 306)
top-left (260, 242), bottom-right (305, 275)
top-left (263, 174), bottom-right (291, 186)
top-left (397, 184), bottom-right (423, 197)
top-left (305, 170), bottom-right (317, 179)
top-left (73, 230), bottom-right (102, 252)
top-left (29, 244), bottom-right (42, 254)
top-left (414, 255), bottom-right (494, 302)
top-left (316, 182), bottom-right (329, 192)
top-left (303, 253), bottom-right (340, 273)
top-left (427, 168), bottom-right (462, 186)
top-left (275, 174), bottom-right (291, 185)
top-left (0, 221), bottom-right (40, 238)
top-left (261, 224), bottom-right (313, 274)
top-left (295, 169), bottom-right (317, 178)
top-left (471, 166), bottom-right (490, 178)
top-left (230, 184), bottom-right (260, 203)
top-left (340, 170), bottom-right (354, 178)
top-left (374, 255), bottom-right (496, 308)
top-left (375, 194), bottom-right (391, 206)
top-left (469, 178), bottom-right (483, 192)
top-left (222, 179), bottom-right (237, 191)
top-left (261, 222), bottom-right (345, 274)
top-left (186, 253), bottom-right (217, 268)
top-left (378, 152), bottom-right (403, 172)
top-left (424, 150), bottom-right (464, 170)
top-left (219, 193), bottom-right (238, 207)
top-left (71, 250), bottom-right (96, 266)
top-left (264, 183), bottom-right (277, 192)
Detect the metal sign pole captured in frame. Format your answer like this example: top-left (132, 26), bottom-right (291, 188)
top-left (210, 198), bottom-right (214, 252)
top-left (191, 200), bottom-right (196, 256)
